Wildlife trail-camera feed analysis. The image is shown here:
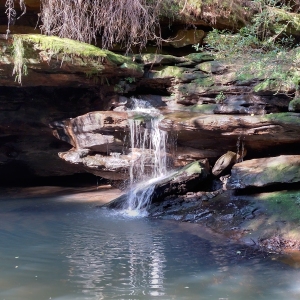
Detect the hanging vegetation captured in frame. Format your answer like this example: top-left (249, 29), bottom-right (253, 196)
top-left (5, 0), bottom-right (252, 52)
top-left (5, 0), bottom-right (26, 37)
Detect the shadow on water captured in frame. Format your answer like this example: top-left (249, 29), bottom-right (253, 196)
top-left (0, 196), bottom-right (300, 300)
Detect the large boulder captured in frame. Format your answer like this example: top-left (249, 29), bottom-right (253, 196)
top-left (226, 155), bottom-right (300, 189)
top-left (104, 160), bottom-right (210, 209)
top-left (212, 151), bottom-right (243, 176)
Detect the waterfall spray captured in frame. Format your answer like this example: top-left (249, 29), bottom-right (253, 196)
top-left (124, 99), bottom-right (168, 216)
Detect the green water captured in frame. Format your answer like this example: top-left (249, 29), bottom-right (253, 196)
top-left (0, 196), bottom-right (299, 300)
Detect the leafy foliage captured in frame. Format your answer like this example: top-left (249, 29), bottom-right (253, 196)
top-left (203, 0), bottom-right (300, 95)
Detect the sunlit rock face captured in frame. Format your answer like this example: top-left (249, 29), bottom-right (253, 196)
top-left (160, 112), bottom-right (300, 161)
top-left (51, 107), bottom-right (300, 181)
top-left (226, 155), bottom-right (300, 189)
top-left (51, 111), bottom-right (130, 180)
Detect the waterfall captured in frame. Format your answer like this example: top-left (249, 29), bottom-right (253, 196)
top-left (123, 99), bottom-right (168, 216)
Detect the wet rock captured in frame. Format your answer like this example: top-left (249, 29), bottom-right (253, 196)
top-left (254, 79), bottom-right (296, 96)
top-left (0, 86), bottom-right (114, 183)
top-left (104, 160), bottom-right (210, 209)
top-left (153, 159), bottom-right (210, 200)
top-left (226, 155), bottom-right (300, 189)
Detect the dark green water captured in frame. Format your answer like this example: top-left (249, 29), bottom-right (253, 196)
top-left (0, 196), bottom-right (299, 300)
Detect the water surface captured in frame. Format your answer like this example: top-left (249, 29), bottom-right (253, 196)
top-left (0, 196), bottom-right (300, 300)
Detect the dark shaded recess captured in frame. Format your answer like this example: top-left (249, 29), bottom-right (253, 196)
top-left (155, 44), bottom-right (202, 57)
top-left (244, 142), bottom-right (300, 160)
top-left (0, 86), bottom-right (103, 114)
top-left (233, 182), bottom-right (300, 195)
top-left (48, 139), bottom-right (69, 149)
top-left (129, 85), bottom-right (170, 97)
top-left (0, 7), bottom-right (38, 26)
top-left (0, 160), bottom-right (105, 186)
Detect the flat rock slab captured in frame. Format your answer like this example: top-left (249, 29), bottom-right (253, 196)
top-left (227, 155), bottom-right (300, 189)
top-left (159, 112), bottom-right (300, 163)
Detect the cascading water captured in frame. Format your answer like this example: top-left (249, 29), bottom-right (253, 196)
top-left (124, 99), bottom-right (169, 216)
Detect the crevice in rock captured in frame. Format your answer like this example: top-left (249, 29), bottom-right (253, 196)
top-left (233, 182), bottom-right (300, 195)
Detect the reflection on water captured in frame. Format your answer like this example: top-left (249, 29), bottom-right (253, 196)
top-left (64, 210), bottom-right (167, 299)
top-left (1, 197), bottom-right (300, 299)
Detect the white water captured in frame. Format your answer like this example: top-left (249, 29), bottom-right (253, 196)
top-left (124, 98), bottom-right (168, 216)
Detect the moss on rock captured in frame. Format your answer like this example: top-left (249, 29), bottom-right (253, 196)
top-left (134, 53), bottom-right (186, 65)
top-left (254, 79), bottom-right (296, 95)
top-left (196, 61), bottom-right (227, 74)
top-left (14, 34), bottom-right (139, 66)
top-left (186, 53), bottom-right (214, 63)
top-left (289, 97), bottom-right (300, 112)
top-left (260, 190), bottom-right (300, 223)
top-left (153, 66), bottom-right (185, 79)
top-left (263, 112), bottom-right (300, 125)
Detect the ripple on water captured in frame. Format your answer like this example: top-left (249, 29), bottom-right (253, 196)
top-left (1, 197), bottom-right (300, 300)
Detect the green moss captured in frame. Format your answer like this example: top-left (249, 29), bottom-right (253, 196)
top-left (254, 79), bottom-right (295, 94)
top-left (186, 53), bottom-right (214, 63)
top-left (197, 62), bottom-right (212, 73)
top-left (135, 53), bottom-right (182, 65)
top-left (18, 34), bottom-right (107, 56)
top-left (268, 7), bottom-right (300, 36)
top-left (260, 191), bottom-right (300, 222)
top-left (153, 66), bottom-right (184, 79)
top-left (253, 79), bottom-right (274, 92)
top-left (257, 164), bottom-right (299, 185)
top-left (181, 160), bottom-right (206, 176)
top-left (288, 97), bottom-right (300, 112)
top-left (14, 34), bottom-right (132, 65)
top-left (236, 71), bottom-right (257, 82)
top-left (11, 34), bottom-right (143, 84)
top-left (120, 62), bottom-right (143, 73)
top-left (178, 82), bottom-right (227, 95)
top-left (263, 112), bottom-right (300, 125)
top-left (192, 77), bottom-right (214, 87)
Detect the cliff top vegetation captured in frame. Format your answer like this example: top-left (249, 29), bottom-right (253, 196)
top-left (4, 1), bottom-right (300, 52)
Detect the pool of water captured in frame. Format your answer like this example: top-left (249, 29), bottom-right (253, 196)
top-left (0, 196), bottom-right (300, 300)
